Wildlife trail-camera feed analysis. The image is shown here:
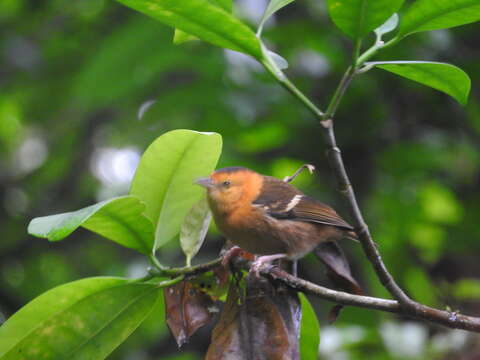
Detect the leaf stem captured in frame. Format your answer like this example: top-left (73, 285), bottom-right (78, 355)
top-left (323, 66), bottom-right (355, 120)
top-left (156, 275), bottom-right (185, 288)
top-left (149, 254), bottom-right (167, 271)
top-left (355, 35), bottom-right (400, 67)
top-left (261, 49), bottom-right (324, 118)
top-left (149, 257), bottom-right (223, 277)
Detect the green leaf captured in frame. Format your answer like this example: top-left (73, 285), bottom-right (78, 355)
top-left (130, 130), bottom-right (222, 249)
top-left (116, 0), bottom-right (262, 59)
top-left (180, 197), bottom-right (212, 266)
top-left (398, 0), bottom-right (480, 38)
top-left (370, 61), bottom-right (471, 105)
top-left (173, 29), bottom-right (199, 44)
top-left (326, 0), bottom-right (404, 38)
top-left (374, 13), bottom-right (399, 38)
top-left (28, 196), bottom-right (154, 254)
top-left (173, 0), bottom-right (232, 45)
top-left (299, 293), bottom-right (320, 359)
top-left (258, 0), bottom-right (295, 36)
top-left (0, 277), bottom-right (160, 360)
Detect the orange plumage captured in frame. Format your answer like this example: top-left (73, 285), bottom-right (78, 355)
top-left (195, 167), bottom-right (356, 271)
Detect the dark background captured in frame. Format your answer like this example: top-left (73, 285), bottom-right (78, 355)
top-left (1, 0), bottom-right (479, 358)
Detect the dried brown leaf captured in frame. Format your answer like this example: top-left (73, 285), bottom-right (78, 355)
top-left (164, 280), bottom-right (216, 347)
top-left (206, 275), bottom-right (301, 360)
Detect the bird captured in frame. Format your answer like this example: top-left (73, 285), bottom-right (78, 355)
top-left (195, 166), bottom-right (357, 273)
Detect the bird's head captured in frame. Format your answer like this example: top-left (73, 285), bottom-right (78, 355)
top-left (195, 167), bottom-right (262, 213)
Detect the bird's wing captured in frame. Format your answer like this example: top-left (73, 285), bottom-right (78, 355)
top-left (288, 195), bottom-right (354, 230)
top-left (253, 177), bottom-right (353, 230)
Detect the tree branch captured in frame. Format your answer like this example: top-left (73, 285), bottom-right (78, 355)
top-left (145, 257), bottom-right (480, 332)
top-left (263, 266), bottom-right (480, 333)
top-left (319, 119), bottom-right (413, 308)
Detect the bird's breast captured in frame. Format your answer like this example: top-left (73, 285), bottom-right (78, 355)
top-left (212, 205), bottom-right (288, 255)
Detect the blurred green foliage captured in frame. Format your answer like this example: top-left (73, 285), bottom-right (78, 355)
top-left (1, 0), bottom-right (479, 358)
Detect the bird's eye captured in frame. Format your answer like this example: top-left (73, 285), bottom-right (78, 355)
top-left (222, 180), bottom-right (231, 187)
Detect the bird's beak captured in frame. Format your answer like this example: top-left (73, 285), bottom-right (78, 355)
top-left (194, 177), bottom-right (214, 188)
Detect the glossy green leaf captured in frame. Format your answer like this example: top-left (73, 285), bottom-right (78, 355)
top-left (398, 0), bottom-right (480, 38)
top-left (130, 130), bottom-right (222, 249)
top-left (27, 196), bottom-right (154, 254)
top-left (173, 29), bottom-right (198, 44)
top-left (299, 293), bottom-right (320, 359)
top-left (116, 0), bottom-right (262, 59)
top-left (258, 0), bottom-right (295, 36)
top-left (173, 0), bottom-right (232, 45)
top-left (370, 61), bottom-right (471, 105)
top-left (0, 277), bottom-right (160, 360)
top-left (326, 0), bottom-right (404, 38)
top-left (180, 197), bottom-right (212, 266)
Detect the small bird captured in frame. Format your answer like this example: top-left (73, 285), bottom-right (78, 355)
top-left (195, 166), bottom-right (357, 273)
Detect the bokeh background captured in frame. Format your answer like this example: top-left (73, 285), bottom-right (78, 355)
top-left (1, 0), bottom-right (480, 359)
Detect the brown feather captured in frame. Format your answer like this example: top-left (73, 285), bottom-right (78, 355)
top-left (253, 176), bottom-right (353, 231)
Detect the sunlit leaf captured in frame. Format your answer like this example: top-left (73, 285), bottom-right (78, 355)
top-left (370, 61), bottom-right (471, 105)
top-left (130, 130), bottom-right (222, 249)
top-left (398, 0), bottom-right (480, 38)
top-left (180, 197), bottom-right (212, 266)
top-left (258, 0), bottom-right (295, 36)
top-left (116, 0), bottom-right (262, 59)
top-left (28, 196), bottom-right (154, 254)
top-left (0, 277), bottom-right (160, 359)
top-left (173, 0), bottom-right (232, 45)
top-left (326, 0), bottom-right (404, 38)
top-left (299, 294), bottom-right (320, 359)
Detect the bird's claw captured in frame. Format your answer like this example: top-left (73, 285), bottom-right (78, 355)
top-left (249, 256), bottom-right (278, 277)
top-left (250, 260), bottom-right (264, 277)
top-left (221, 246), bottom-right (243, 267)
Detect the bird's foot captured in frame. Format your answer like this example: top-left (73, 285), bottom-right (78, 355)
top-left (250, 254), bottom-right (287, 277)
top-left (221, 246), bottom-right (244, 267)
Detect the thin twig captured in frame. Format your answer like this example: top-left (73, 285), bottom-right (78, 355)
top-left (283, 164), bottom-right (315, 183)
top-left (263, 266), bottom-right (480, 333)
top-left (319, 119), bottom-right (414, 308)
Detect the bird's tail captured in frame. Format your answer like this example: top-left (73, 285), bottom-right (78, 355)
top-left (345, 230), bottom-right (360, 243)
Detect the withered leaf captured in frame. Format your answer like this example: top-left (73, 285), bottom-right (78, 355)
top-left (164, 280), bottom-right (216, 347)
top-left (206, 274), bottom-right (301, 360)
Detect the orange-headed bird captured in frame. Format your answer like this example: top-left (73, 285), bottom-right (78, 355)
top-left (195, 167), bottom-right (356, 272)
